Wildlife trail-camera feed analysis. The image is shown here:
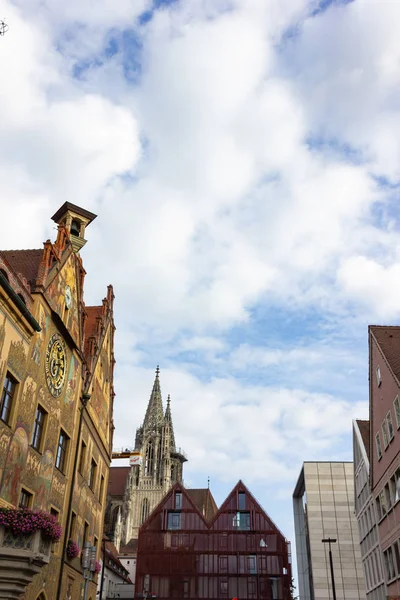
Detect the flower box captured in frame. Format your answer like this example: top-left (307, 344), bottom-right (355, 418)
top-left (0, 509), bottom-right (62, 598)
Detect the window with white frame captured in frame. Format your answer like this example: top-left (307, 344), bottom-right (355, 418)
top-left (394, 396), bottom-right (400, 429)
top-left (382, 420), bottom-right (389, 449)
top-left (387, 410), bottom-right (394, 441)
top-left (376, 366), bottom-right (382, 386)
top-left (376, 432), bottom-right (382, 460)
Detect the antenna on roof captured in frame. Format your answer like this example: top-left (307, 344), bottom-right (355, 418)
top-left (0, 20), bottom-right (9, 36)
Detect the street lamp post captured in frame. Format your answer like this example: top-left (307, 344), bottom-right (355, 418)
top-left (322, 538), bottom-right (337, 600)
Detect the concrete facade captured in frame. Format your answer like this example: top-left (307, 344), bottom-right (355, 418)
top-left (293, 462), bottom-right (366, 600)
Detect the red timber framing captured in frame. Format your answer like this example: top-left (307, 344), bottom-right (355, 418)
top-left (135, 480), bottom-right (292, 600)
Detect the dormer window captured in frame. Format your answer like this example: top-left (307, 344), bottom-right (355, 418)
top-left (71, 219), bottom-right (81, 237)
top-left (376, 366), bottom-right (382, 387)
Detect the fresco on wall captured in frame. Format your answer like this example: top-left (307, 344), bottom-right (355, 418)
top-left (65, 353), bottom-right (80, 407)
top-left (92, 378), bottom-right (108, 442)
top-left (36, 449), bottom-right (54, 509)
top-left (46, 255), bottom-right (80, 346)
top-left (1, 426), bottom-right (29, 506)
top-left (19, 377), bottom-right (37, 426)
top-left (0, 313), bottom-right (6, 355)
top-left (31, 304), bottom-right (49, 366)
top-left (7, 340), bottom-right (27, 380)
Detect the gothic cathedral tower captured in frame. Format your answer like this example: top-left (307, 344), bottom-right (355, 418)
top-left (116, 367), bottom-right (187, 545)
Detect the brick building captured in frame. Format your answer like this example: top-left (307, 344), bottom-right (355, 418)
top-left (135, 480), bottom-right (292, 600)
top-left (369, 326), bottom-right (400, 598)
top-left (0, 202), bottom-right (115, 599)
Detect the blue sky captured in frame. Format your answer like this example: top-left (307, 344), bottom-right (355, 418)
top-left (1, 0), bottom-right (400, 591)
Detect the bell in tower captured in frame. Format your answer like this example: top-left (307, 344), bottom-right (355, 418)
top-left (51, 201), bottom-right (97, 253)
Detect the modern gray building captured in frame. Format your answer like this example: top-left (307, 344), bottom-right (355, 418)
top-left (293, 462), bottom-right (366, 600)
top-left (353, 420), bottom-right (386, 599)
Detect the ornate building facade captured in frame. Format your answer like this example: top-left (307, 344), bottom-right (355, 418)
top-left (107, 368), bottom-right (187, 547)
top-left (0, 202), bottom-right (115, 600)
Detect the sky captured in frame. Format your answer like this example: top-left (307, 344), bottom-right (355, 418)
top-left (1, 0), bottom-right (400, 589)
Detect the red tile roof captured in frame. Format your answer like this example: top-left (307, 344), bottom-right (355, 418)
top-left (108, 467), bottom-right (130, 496)
top-left (356, 419), bottom-right (370, 462)
top-left (186, 488), bottom-right (218, 521)
top-left (119, 538), bottom-right (138, 555)
top-left (370, 325), bottom-right (400, 383)
top-left (1, 249), bottom-right (43, 286)
top-left (84, 305), bottom-right (103, 359)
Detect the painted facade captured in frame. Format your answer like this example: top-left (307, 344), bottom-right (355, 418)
top-left (0, 202), bottom-right (115, 600)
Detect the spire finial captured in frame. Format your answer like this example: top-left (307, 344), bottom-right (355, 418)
top-left (207, 476), bottom-right (210, 489)
top-left (167, 394), bottom-right (170, 404)
top-left (156, 365), bottom-right (160, 377)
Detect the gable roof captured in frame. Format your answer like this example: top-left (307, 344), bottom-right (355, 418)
top-left (370, 325), bottom-right (400, 383)
top-left (356, 419), bottom-right (370, 462)
top-left (186, 488), bottom-right (218, 521)
top-left (140, 480), bottom-right (288, 541)
top-left (209, 480), bottom-right (287, 539)
top-left (84, 305), bottom-right (103, 357)
top-left (108, 466), bottom-right (130, 496)
top-left (1, 249), bottom-right (43, 287)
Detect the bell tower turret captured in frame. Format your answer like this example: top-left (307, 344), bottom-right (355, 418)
top-left (51, 201), bottom-right (97, 253)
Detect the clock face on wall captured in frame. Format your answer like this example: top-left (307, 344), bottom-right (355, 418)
top-left (45, 333), bottom-right (67, 397)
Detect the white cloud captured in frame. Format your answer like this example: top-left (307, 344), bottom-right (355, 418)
top-left (112, 366), bottom-right (367, 485)
top-left (1, 0), bottom-right (399, 566)
top-left (338, 256), bottom-right (400, 320)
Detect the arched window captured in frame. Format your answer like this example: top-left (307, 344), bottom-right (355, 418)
top-left (71, 219), bottom-right (81, 237)
top-left (141, 498), bottom-right (149, 524)
top-left (145, 441), bottom-right (154, 476)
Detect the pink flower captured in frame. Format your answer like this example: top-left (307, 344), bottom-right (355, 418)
top-left (0, 508), bottom-right (62, 542)
top-left (66, 539), bottom-right (80, 559)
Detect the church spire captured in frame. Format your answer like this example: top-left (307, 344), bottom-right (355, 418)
top-left (165, 394), bottom-right (176, 450)
top-left (142, 365), bottom-right (165, 431)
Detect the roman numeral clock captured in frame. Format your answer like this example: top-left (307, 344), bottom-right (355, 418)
top-left (45, 333), bottom-right (67, 397)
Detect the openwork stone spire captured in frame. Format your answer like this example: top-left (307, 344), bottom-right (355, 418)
top-left (165, 395), bottom-right (176, 451)
top-left (142, 365), bottom-right (165, 432)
